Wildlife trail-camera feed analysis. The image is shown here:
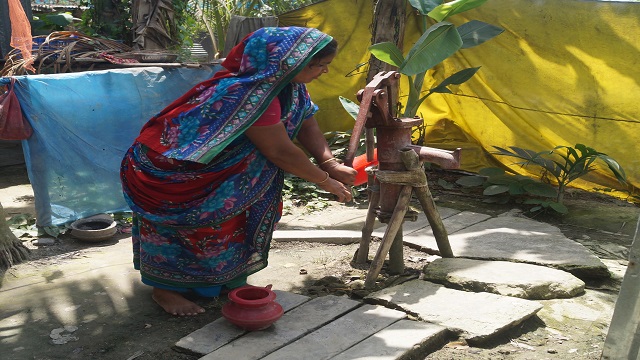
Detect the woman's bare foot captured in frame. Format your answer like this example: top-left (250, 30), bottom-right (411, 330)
top-left (152, 288), bottom-right (205, 316)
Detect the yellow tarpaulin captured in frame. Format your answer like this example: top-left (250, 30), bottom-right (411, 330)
top-left (281, 0), bottom-right (640, 196)
top-left (280, 0), bottom-right (373, 131)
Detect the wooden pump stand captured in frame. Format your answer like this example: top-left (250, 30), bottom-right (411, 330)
top-left (344, 71), bottom-right (461, 289)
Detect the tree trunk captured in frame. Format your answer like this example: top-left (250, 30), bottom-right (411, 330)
top-left (367, 0), bottom-right (407, 88)
top-left (0, 202), bottom-right (30, 270)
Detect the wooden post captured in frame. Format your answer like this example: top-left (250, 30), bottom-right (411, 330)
top-left (355, 185), bottom-right (380, 264)
top-left (400, 150), bottom-right (453, 257)
top-left (602, 215), bottom-right (640, 359)
top-left (366, 0), bottom-right (407, 108)
top-left (364, 185), bottom-right (412, 288)
top-left (388, 223), bottom-right (405, 274)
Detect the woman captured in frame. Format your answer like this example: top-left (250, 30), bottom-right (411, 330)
top-left (120, 27), bottom-right (357, 316)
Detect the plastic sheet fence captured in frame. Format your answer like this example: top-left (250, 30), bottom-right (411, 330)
top-left (1, 66), bottom-right (219, 226)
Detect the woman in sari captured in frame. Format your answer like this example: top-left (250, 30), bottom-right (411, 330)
top-left (120, 27), bottom-right (356, 316)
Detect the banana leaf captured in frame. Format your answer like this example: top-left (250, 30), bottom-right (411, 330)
top-left (408, 0), bottom-right (442, 15)
top-left (457, 20), bottom-right (504, 49)
top-left (368, 42), bottom-right (405, 68)
top-left (429, 66), bottom-right (480, 93)
top-left (338, 96), bottom-right (360, 121)
top-left (428, 0), bottom-right (489, 22)
top-left (400, 22), bottom-right (461, 76)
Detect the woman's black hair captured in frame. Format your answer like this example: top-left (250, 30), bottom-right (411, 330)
top-left (312, 38), bottom-right (338, 61)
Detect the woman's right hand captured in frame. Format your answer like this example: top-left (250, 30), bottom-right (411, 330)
top-left (317, 177), bottom-right (353, 203)
top-left (320, 160), bottom-right (357, 185)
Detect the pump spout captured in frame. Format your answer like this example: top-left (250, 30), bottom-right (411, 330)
top-left (404, 145), bottom-right (461, 169)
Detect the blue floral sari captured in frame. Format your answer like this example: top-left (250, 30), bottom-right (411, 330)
top-left (120, 27), bottom-right (332, 295)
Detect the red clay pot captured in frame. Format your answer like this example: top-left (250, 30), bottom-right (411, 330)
top-left (221, 285), bottom-right (284, 331)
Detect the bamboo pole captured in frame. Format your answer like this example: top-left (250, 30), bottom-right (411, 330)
top-left (364, 185), bottom-right (412, 288)
top-left (602, 215), bottom-right (640, 359)
top-left (355, 184), bottom-right (380, 264)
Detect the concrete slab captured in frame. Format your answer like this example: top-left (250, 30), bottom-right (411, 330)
top-left (537, 288), bottom-right (617, 330)
top-left (175, 290), bottom-right (310, 355)
top-left (277, 204), bottom-right (375, 231)
top-left (0, 239), bottom-right (142, 326)
top-left (372, 207), bottom-right (462, 238)
top-left (260, 304), bottom-right (406, 360)
top-left (331, 319), bottom-right (452, 360)
top-left (400, 211), bottom-right (492, 250)
top-left (273, 229), bottom-right (361, 244)
top-left (365, 279), bottom-right (543, 344)
top-left (176, 314), bottom-right (245, 356)
top-left (406, 215), bottom-right (610, 279)
top-left (406, 210), bottom-right (490, 236)
top-left (273, 206), bottom-right (461, 245)
top-left (199, 295), bottom-right (361, 359)
top-left (423, 258), bottom-right (585, 299)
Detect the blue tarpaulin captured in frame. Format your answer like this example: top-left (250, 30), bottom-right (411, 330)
top-left (1, 66), bottom-right (219, 226)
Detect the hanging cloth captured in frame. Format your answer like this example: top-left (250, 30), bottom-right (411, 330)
top-left (8, 0), bottom-right (34, 72)
top-left (0, 78), bottom-right (32, 140)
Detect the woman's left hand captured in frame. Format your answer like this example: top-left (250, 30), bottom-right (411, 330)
top-left (316, 177), bottom-right (353, 203)
top-left (320, 160), bottom-right (357, 185)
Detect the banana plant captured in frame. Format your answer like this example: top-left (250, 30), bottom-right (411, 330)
top-left (368, 0), bottom-right (504, 118)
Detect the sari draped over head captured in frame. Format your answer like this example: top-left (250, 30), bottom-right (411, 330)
top-left (120, 27), bottom-right (333, 291)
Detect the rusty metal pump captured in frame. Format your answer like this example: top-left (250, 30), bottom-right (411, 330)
top-left (344, 71), bottom-right (461, 288)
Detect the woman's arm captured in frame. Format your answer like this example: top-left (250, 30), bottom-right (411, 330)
top-left (244, 122), bottom-right (353, 202)
top-left (296, 116), bottom-right (357, 185)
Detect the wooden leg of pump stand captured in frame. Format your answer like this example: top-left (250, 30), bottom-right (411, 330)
top-left (399, 149), bottom-right (454, 258)
top-left (414, 185), bottom-right (454, 258)
top-left (364, 185), bottom-right (412, 289)
top-left (388, 223), bottom-right (404, 274)
top-left (356, 182), bottom-right (380, 264)
top-left (355, 128), bottom-right (379, 264)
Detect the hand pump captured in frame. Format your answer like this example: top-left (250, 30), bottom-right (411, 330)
top-left (344, 71), bottom-right (460, 288)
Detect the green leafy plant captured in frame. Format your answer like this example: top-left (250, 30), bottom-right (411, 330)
top-left (367, 0), bottom-right (504, 118)
top-left (8, 213), bottom-right (67, 238)
top-left (455, 167), bottom-right (567, 214)
top-left (323, 130), bottom-right (357, 159)
top-left (31, 12), bottom-right (80, 36)
top-left (282, 174), bottom-right (330, 214)
top-left (493, 144), bottom-right (627, 204)
top-left (334, 97), bottom-right (368, 157)
top-left (338, 96), bottom-right (359, 121)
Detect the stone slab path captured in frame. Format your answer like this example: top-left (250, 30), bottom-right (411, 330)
top-left (177, 279), bottom-right (543, 358)
top-left (423, 257), bottom-right (586, 299)
top-left (401, 213), bottom-right (609, 278)
top-left (176, 206), bottom-right (615, 359)
top-left (177, 291), bottom-right (452, 360)
top-left (365, 280), bottom-right (543, 344)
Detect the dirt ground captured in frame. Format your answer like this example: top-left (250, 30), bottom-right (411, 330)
top-left (1, 155), bottom-right (639, 359)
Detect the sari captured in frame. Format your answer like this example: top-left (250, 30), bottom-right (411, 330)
top-left (120, 27), bottom-right (333, 295)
